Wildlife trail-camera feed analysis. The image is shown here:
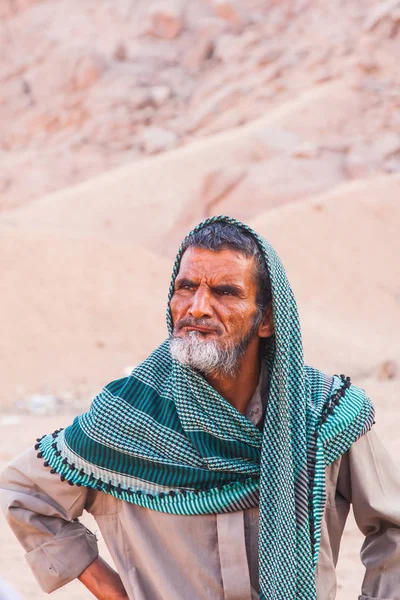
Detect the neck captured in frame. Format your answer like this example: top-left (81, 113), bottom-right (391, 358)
top-left (207, 339), bottom-right (261, 414)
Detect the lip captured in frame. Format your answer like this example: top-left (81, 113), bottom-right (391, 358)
top-left (183, 326), bottom-right (216, 334)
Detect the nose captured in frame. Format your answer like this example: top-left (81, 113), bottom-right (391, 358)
top-left (188, 287), bottom-right (213, 319)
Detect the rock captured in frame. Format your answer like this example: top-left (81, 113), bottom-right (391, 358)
top-left (292, 142), bottom-right (320, 159)
top-left (377, 359), bottom-right (398, 380)
top-left (22, 394), bottom-right (60, 416)
top-left (364, 0), bottom-right (400, 32)
top-left (149, 86), bottom-right (171, 107)
top-left (210, 0), bottom-right (246, 27)
top-left (113, 42), bottom-right (128, 62)
top-left (66, 52), bottom-right (106, 92)
top-left (146, 2), bottom-right (184, 39)
top-left (356, 55), bottom-right (379, 74)
top-left (345, 133), bottom-right (400, 178)
top-left (182, 30), bottom-right (215, 71)
top-left (383, 152), bottom-right (400, 173)
top-left (140, 127), bottom-right (178, 153)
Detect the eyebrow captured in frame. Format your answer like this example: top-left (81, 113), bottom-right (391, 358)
top-left (175, 277), bottom-right (197, 289)
top-left (211, 283), bottom-right (244, 296)
top-left (175, 278), bottom-right (245, 296)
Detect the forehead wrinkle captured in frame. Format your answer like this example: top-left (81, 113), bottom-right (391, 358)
top-left (176, 264), bottom-right (251, 290)
top-left (177, 249), bottom-right (255, 284)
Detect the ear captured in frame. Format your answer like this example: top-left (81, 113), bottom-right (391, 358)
top-left (257, 304), bottom-right (274, 338)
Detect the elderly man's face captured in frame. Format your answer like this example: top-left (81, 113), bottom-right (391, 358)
top-left (169, 247), bottom-right (268, 375)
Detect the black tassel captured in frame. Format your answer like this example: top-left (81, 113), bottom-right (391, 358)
top-left (37, 452), bottom-right (43, 459)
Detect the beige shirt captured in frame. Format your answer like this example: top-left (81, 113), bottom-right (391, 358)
top-left (1, 383), bottom-right (400, 599)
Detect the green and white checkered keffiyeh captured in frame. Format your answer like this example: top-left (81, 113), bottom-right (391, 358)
top-left (37, 216), bottom-right (374, 599)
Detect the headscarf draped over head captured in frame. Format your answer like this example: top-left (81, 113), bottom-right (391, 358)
top-left (36, 216), bottom-right (374, 599)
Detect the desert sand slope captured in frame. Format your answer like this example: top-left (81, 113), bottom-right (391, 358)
top-left (249, 174), bottom-right (400, 376)
top-left (1, 173), bottom-right (399, 408)
top-left (0, 227), bottom-right (171, 409)
top-left (0, 81), bottom-right (357, 254)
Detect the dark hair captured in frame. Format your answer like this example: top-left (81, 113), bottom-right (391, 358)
top-left (181, 223), bottom-right (272, 321)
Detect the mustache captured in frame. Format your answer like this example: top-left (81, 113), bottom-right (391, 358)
top-left (174, 317), bottom-right (223, 335)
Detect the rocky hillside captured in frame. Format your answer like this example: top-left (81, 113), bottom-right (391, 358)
top-left (1, 0), bottom-right (399, 209)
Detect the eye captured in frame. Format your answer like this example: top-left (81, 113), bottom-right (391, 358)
top-left (215, 288), bottom-right (235, 297)
top-left (176, 282), bottom-right (195, 292)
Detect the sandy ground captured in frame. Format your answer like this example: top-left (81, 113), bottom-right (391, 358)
top-left (1, 378), bottom-right (398, 600)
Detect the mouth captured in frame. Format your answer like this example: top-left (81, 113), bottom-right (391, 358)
top-left (183, 326), bottom-right (216, 335)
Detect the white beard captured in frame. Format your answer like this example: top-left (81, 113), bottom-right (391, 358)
top-left (169, 330), bottom-right (242, 377)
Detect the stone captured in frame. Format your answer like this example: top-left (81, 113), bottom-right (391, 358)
top-left (113, 42), bottom-right (128, 62)
top-left (22, 394), bottom-right (60, 416)
top-left (66, 52), bottom-right (106, 92)
top-left (211, 0), bottom-right (245, 27)
top-left (149, 86), bottom-right (171, 107)
top-left (146, 2), bottom-right (184, 39)
top-left (182, 30), bottom-right (215, 71)
top-left (377, 359), bottom-right (398, 380)
top-left (140, 127), bottom-right (178, 153)
top-left (345, 133), bottom-right (400, 177)
top-left (364, 0), bottom-right (400, 31)
top-left (292, 142), bottom-right (320, 159)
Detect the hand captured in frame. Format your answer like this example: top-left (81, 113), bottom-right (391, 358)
top-left (78, 556), bottom-right (129, 600)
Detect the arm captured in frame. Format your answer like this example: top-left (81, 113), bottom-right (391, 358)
top-left (337, 428), bottom-right (400, 600)
top-left (0, 445), bottom-right (125, 598)
top-left (79, 556), bottom-right (128, 600)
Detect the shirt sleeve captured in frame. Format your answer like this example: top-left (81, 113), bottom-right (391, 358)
top-left (0, 445), bottom-right (99, 593)
top-left (336, 428), bottom-right (400, 600)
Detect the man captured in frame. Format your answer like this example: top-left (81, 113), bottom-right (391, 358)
top-left (1, 216), bottom-right (400, 600)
